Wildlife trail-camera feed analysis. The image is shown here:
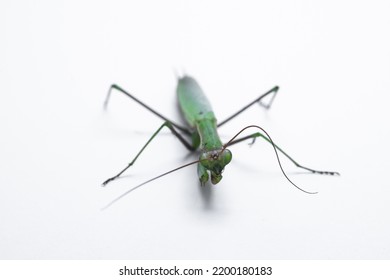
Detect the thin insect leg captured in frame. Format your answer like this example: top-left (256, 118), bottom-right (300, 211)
top-left (258, 87), bottom-right (278, 109)
top-left (105, 84), bottom-right (191, 135)
top-left (226, 132), bottom-right (340, 176)
top-left (217, 86), bottom-right (279, 127)
top-left (102, 121), bottom-right (196, 186)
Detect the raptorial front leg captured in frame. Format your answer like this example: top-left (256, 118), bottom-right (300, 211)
top-left (197, 163), bottom-right (209, 186)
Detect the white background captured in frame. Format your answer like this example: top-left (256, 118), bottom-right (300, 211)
top-left (1, 0), bottom-right (389, 259)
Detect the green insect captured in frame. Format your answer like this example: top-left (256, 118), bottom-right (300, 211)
top-left (102, 75), bottom-right (338, 209)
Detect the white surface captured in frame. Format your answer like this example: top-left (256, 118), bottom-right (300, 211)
top-left (1, 0), bottom-right (390, 259)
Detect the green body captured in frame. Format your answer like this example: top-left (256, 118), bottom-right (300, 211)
top-left (177, 76), bottom-right (224, 150)
top-left (176, 76), bottom-right (232, 184)
top-left (102, 76), bottom-right (337, 204)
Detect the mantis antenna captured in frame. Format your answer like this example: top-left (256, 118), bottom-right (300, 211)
top-left (101, 159), bottom-right (201, 210)
top-left (222, 125), bottom-right (319, 195)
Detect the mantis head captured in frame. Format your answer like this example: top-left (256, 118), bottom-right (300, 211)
top-left (199, 148), bottom-right (232, 184)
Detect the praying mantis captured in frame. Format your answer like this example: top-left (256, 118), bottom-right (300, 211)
top-left (102, 75), bottom-right (338, 209)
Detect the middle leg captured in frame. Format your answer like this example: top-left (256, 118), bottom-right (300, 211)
top-left (102, 121), bottom-right (196, 186)
top-left (225, 132), bottom-right (339, 175)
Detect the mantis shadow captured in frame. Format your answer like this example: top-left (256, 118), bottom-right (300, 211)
top-left (197, 182), bottom-right (215, 211)
top-left (179, 153), bottom-right (216, 210)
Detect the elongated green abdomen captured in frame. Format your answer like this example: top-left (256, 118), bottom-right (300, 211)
top-left (177, 76), bottom-right (216, 128)
top-left (176, 76), bottom-right (223, 151)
